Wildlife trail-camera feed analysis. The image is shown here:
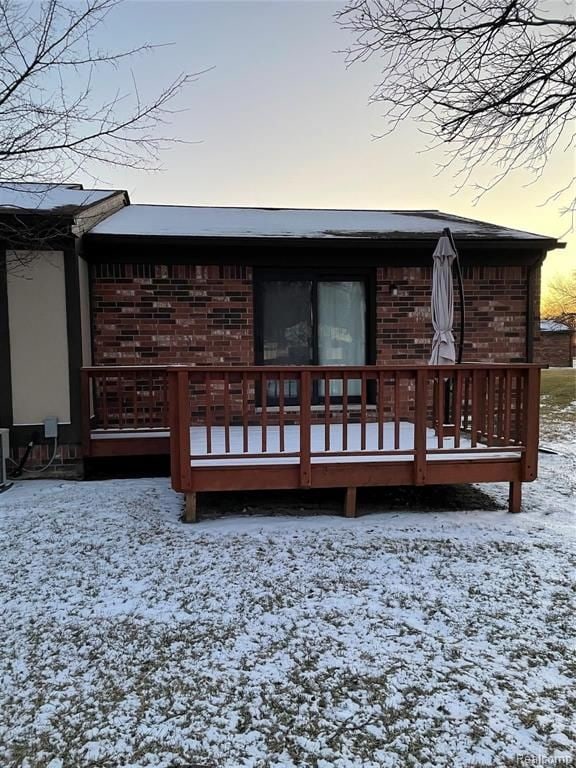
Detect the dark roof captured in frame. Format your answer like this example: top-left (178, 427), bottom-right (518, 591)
top-left (89, 204), bottom-right (563, 246)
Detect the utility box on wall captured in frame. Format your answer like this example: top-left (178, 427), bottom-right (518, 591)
top-left (44, 417), bottom-right (59, 439)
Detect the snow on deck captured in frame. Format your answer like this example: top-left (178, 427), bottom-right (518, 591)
top-left (91, 422), bottom-right (521, 464)
top-left (89, 203), bottom-right (552, 240)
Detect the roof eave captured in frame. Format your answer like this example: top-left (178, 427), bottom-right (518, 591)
top-left (0, 189), bottom-right (129, 218)
top-left (84, 231), bottom-right (562, 250)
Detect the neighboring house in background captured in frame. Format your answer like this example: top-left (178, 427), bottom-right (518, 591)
top-left (537, 319), bottom-right (574, 368)
top-left (0, 183), bottom-right (565, 489)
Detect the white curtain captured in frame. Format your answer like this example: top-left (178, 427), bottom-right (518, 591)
top-left (429, 236), bottom-right (456, 365)
top-left (318, 281), bottom-right (366, 395)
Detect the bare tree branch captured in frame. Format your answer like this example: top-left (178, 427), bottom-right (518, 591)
top-left (0, 0), bottom-right (203, 187)
top-left (338, 0), bottom-right (576, 213)
top-left (541, 270), bottom-right (576, 329)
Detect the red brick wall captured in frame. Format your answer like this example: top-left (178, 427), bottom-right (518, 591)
top-left (92, 263), bottom-right (253, 365)
top-left (375, 265), bottom-right (530, 364)
top-left (536, 332), bottom-right (574, 367)
top-left (10, 443), bottom-right (82, 477)
top-left (92, 262), bottom-right (532, 367)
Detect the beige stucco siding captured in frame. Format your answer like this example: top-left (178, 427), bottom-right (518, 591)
top-left (7, 251), bottom-right (70, 424)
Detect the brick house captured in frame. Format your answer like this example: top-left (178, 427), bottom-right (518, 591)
top-left (537, 320), bottom-right (574, 368)
top-left (0, 183), bottom-right (564, 479)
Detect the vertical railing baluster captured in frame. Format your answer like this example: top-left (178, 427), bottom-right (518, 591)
top-left (487, 369), bottom-right (495, 446)
top-left (394, 372), bottom-right (400, 450)
top-left (118, 375), bottom-right (124, 429)
top-left (205, 372), bottom-right (212, 454)
top-left (162, 373), bottom-right (169, 427)
top-left (478, 371), bottom-right (487, 443)
top-left (514, 373), bottom-right (523, 444)
top-left (324, 372), bottom-right (330, 452)
top-left (224, 372), bottom-right (230, 454)
top-left (378, 371), bottom-right (384, 451)
top-left (102, 374), bottom-right (109, 430)
top-left (436, 372), bottom-right (444, 448)
top-left (242, 372), bottom-right (248, 454)
top-left (462, 373), bottom-right (470, 432)
top-left (471, 370), bottom-right (479, 447)
top-left (496, 373), bottom-right (504, 444)
top-left (432, 378), bottom-right (438, 431)
top-left (148, 370), bottom-right (153, 426)
top-left (132, 373), bottom-right (138, 428)
top-left (342, 371), bottom-right (348, 452)
top-left (260, 372), bottom-right (267, 453)
top-left (504, 370), bottom-right (512, 445)
top-left (454, 369), bottom-right (462, 448)
top-left (360, 371), bottom-right (367, 451)
top-left (279, 372), bottom-right (285, 453)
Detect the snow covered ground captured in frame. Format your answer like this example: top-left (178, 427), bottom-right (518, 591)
top-left (1, 416), bottom-right (574, 766)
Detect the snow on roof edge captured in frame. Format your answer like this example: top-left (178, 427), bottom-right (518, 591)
top-left (88, 203), bottom-right (558, 242)
top-left (0, 184), bottom-right (126, 215)
top-left (541, 320), bottom-right (573, 332)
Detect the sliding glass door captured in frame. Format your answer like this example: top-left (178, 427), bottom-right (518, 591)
top-left (258, 274), bottom-right (369, 403)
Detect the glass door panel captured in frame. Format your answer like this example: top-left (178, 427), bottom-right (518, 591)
top-left (261, 281), bottom-right (313, 402)
top-left (318, 281), bottom-right (366, 397)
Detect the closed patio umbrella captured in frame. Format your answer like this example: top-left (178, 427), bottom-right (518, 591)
top-left (429, 232), bottom-right (457, 365)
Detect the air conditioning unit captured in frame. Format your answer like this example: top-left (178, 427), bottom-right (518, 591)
top-left (0, 428), bottom-right (11, 490)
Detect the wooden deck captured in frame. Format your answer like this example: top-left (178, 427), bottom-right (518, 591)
top-left (81, 363), bottom-right (543, 520)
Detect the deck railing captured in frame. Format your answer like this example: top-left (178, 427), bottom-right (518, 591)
top-left (81, 362), bottom-right (543, 516)
top-left (81, 365), bottom-right (169, 455)
top-left (162, 364), bottom-right (542, 492)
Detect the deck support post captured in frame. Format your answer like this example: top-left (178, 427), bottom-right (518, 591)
top-left (521, 367), bottom-right (540, 482)
top-left (344, 487), bottom-right (357, 518)
top-left (508, 482), bottom-right (522, 514)
top-left (184, 492), bottom-right (198, 523)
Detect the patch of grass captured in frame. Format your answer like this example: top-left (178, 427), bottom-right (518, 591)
top-left (541, 368), bottom-right (576, 408)
top-left (540, 368), bottom-right (576, 442)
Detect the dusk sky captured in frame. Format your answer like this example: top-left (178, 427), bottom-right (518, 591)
top-left (85, 0), bottom-right (575, 294)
